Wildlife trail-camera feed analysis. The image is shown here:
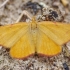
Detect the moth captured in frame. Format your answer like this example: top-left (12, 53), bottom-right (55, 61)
top-left (0, 18), bottom-right (70, 59)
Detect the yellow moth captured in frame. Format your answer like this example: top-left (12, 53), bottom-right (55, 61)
top-left (0, 18), bottom-right (70, 59)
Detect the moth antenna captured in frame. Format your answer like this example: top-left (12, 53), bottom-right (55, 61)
top-left (16, 10), bottom-right (33, 23)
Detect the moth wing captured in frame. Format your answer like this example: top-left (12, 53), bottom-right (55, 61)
top-left (10, 30), bottom-right (35, 59)
top-left (0, 22), bottom-right (28, 48)
top-left (38, 21), bottom-right (70, 45)
top-left (36, 30), bottom-right (61, 56)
